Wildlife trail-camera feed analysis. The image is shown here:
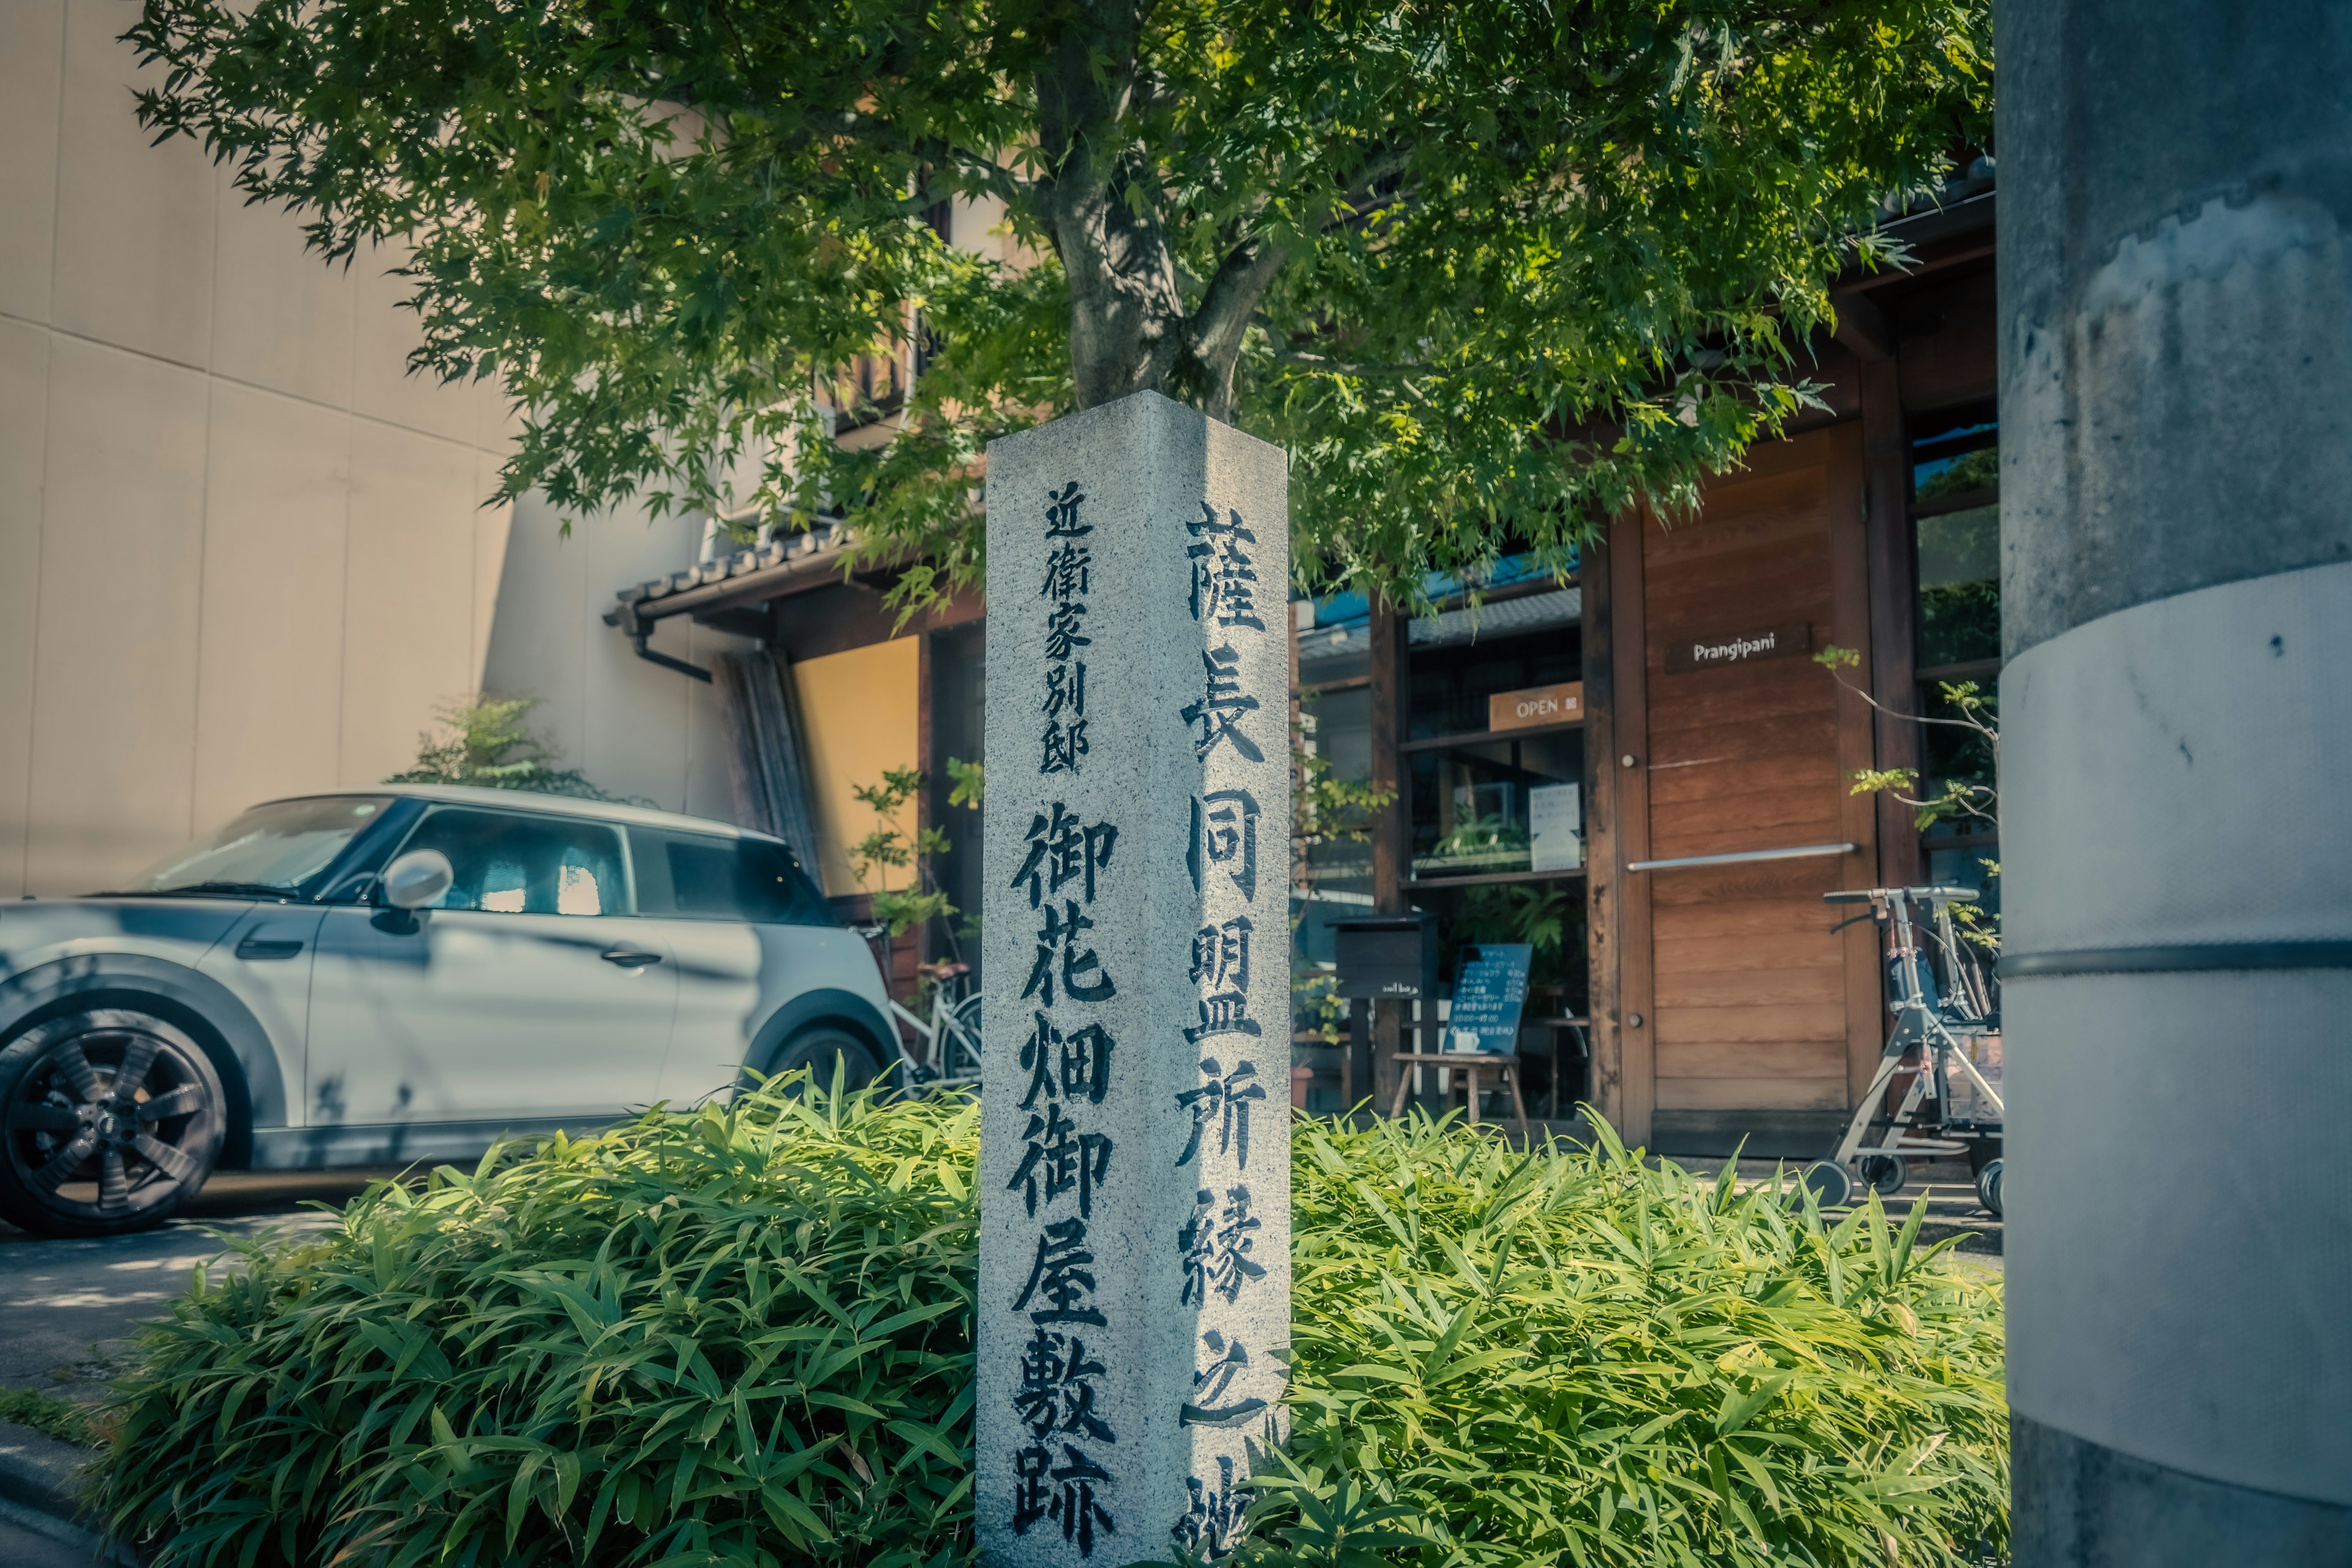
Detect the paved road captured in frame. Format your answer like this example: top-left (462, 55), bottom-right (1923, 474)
top-left (0, 1508), bottom-right (99, 1567)
top-left (0, 1170), bottom-right (395, 1404)
top-left (0, 1173), bottom-right (404, 1565)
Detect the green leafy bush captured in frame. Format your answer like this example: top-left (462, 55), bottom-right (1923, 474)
top-left (1252, 1119), bottom-right (2007, 1568)
top-left (92, 1089), bottom-right (2004, 1568)
top-left (387, 695), bottom-right (623, 801)
top-left (97, 1081), bottom-right (980, 1568)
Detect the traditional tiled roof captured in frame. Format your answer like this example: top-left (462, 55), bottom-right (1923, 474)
top-left (601, 521), bottom-right (857, 628)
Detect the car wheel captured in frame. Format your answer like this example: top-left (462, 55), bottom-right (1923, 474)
top-left (0, 1008), bottom-right (227, 1237)
top-left (763, 1026), bottom-right (884, 1097)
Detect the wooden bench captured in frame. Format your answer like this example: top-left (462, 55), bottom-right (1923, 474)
top-left (1388, 1052), bottom-right (1532, 1137)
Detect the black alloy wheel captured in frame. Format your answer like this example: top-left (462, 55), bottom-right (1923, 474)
top-left (764, 1025), bottom-right (884, 1096)
top-left (0, 1009), bottom-right (226, 1237)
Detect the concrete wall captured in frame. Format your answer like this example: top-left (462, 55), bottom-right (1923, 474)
top-left (478, 507), bottom-right (745, 829)
top-left (0, 0), bottom-right (738, 895)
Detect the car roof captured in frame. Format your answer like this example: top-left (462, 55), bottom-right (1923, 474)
top-left (260, 785), bottom-right (784, 844)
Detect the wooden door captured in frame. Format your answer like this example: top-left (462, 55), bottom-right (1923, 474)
top-left (1589, 423), bottom-right (1883, 1154)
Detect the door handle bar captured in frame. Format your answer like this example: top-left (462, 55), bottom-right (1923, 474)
top-left (600, 948), bottom-right (663, 968)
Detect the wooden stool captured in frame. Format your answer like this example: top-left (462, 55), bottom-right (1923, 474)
top-left (1388, 1052), bottom-right (1532, 1137)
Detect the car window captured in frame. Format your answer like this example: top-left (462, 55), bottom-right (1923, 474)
top-left (399, 808), bottom-right (626, 917)
top-left (628, 828), bottom-right (833, 925)
top-left (115, 796), bottom-right (393, 895)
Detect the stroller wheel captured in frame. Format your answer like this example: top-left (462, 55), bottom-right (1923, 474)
top-left (1975, 1158), bottom-right (2004, 1218)
top-left (1860, 1154), bottom-right (1910, 1196)
top-left (1796, 1160), bottom-right (1855, 1210)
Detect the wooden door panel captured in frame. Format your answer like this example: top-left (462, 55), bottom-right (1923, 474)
top-left (1653, 898), bottom-right (1845, 940)
top-left (1653, 931), bottom-right (1845, 973)
top-left (1654, 965), bottom-right (1846, 1008)
top-left (1616, 421), bottom-right (1880, 1147)
top-left (1658, 1038), bottom-right (1847, 1079)
top-left (1649, 754), bottom-right (1842, 806)
top-left (1656, 1074), bottom-right (1849, 1112)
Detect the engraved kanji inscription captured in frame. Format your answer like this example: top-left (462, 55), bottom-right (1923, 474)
top-left (1008, 1101), bottom-right (1115, 1218)
top-left (1012, 1442), bottom-right (1115, 1556)
top-left (1180, 644), bottom-right (1265, 763)
top-left (1015, 1216), bottom-right (1108, 1327)
top-left (1017, 1012), bottom-right (1117, 1108)
top-left (1173, 1455), bottom-right (1248, 1561)
top-left (1013, 804), bottom-right (1119, 908)
top-left (1175, 1058), bottom-right (1264, 1170)
top-left (1017, 1328), bottom-right (1116, 1444)
top-left (1186, 503), bottom-right (1265, 631)
top-left (1177, 1185), bottom-right (1267, 1306)
top-left (1022, 900), bottom-right (1116, 1007)
top-left (1188, 790), bottom-right (1261, 902)
top-left (1180, 1330), bottom-right (1270, 1427)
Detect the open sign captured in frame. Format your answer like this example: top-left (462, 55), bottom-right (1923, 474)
top-left (1487, 680), bottom-right (1584, 732)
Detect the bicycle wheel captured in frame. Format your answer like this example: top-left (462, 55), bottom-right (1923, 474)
top-left (940, 993), bottom-right (985, 1083)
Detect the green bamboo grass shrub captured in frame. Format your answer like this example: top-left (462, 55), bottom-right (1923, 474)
top-left (1249, 1120), bottom-right (2007, 1568)
top-left (91, 1084), bottom-right (2005, 1568)
top-left (96, 1079), bottom-right (982, 1568)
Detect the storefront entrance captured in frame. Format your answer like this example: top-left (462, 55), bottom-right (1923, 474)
top-left (1587, 424), bottom-right (1886, 1154)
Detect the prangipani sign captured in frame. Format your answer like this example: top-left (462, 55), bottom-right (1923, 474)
top-left (1664, 621), bottom-right (1814, 674)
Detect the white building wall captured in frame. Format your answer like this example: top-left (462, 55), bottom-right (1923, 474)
top-left (0, 0), bottom-right (739, 896)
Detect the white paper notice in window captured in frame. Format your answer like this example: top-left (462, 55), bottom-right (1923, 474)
top-left (1528, 783), bottom-right (1583, 873)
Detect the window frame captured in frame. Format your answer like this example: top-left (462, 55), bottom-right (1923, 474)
top-left (625, 824), bottom-right (835, 927)
top-left (382, 802), bottom-right (637, 919)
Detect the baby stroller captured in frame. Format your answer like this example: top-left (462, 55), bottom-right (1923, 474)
top-left (1801, 886), bottom-right (2005, 1215)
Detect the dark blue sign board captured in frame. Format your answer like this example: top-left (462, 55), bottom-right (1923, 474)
top-left (1448, 943), bottom-right (1532, 1055)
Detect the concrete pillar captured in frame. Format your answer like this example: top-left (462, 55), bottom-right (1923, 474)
top-left (1999, 4), bottom-right (2352, 1559)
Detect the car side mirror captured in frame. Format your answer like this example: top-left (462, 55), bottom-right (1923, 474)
top-left (380, 849), bottom-right (454, 911)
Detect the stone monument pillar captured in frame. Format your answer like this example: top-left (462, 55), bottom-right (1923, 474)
top-left (978, 391), bottom-right (1292, 1567)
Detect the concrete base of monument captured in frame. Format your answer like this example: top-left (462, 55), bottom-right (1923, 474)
top-left (976, 392), bottom-right (1295, 1566)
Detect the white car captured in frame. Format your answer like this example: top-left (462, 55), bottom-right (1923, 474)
top-left (0, 786), bottom-right (900, 1235)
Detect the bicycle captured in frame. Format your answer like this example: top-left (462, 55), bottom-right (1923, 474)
top-left (853, 925), bottom-right (986, 1089)
top-left (1800, 886), bottom-right (2005, 1215)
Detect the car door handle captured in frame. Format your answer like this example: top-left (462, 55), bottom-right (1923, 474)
top-left (600, 948), bottom-right (663, 968)
top-left (235, 937), bottom-right (305, 961)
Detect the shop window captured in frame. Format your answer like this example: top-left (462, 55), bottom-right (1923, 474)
top-left (1406, 732), bottom-right (1586, 882)
top-left (1909, 402), bottom-right (2001, 903)
top-left (1292, 584), bottom-right (1592, 1110)
top-left (1296, 628), bottom-right (1379, 953)
top-left (1401, 614), bottom-right (1583, 883)
top-left (1911, 405), bottom-right (2000, 674)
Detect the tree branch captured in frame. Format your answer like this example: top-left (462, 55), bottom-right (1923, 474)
top-left (1188, 233), bottom-right (1291, 420)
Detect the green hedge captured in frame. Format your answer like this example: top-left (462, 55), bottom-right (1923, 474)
top-left (1259, 1120), bottom-right (2005, 1568)
top-left (93, 1084), bottom-right (2004, 1567)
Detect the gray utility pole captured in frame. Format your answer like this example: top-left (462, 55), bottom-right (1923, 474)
top-left (2000, 4), bottom-right (2352, 1562)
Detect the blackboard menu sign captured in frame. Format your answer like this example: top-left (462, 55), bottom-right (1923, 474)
top-left (1447, 943), bottom-right (1532, 1054)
